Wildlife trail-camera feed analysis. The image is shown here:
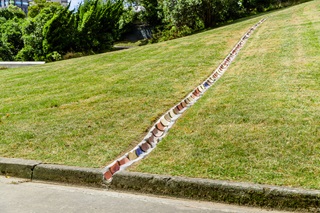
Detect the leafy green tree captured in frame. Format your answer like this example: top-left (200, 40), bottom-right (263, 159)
top-left (255, 0), bottom-right (279, 11)
top-left (0, 6), bottom-right (26, 61)
top-left (118, 6), bottom-right (136, 36)
top-left (160, 0), bottom-right (203, 30)
top-left (0, 5), bottom-right (25, 20)
top-left (139, 0), bottom-right (162, 26)
top-left (28, 0), bottom-right (61, 18)
top-left (18, 0), bottom-right (124, 61)
top-left (42, 6), bottom-right (75, 60)
top-left (228, 0), bottom-right (243, 19)
top-left (74, 0), bottom-right (124, 52)
top-left (0, 40), bottom-right (12, 61)
top-left (241, 0), bottom-right (256, 13)
top-left (17, 3), bottom-right (65, 61)
top-left (0, 19), bottom-right (25, 59)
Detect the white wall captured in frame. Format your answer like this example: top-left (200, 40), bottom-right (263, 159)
top-left (0, 62), bottom-right (46, 68)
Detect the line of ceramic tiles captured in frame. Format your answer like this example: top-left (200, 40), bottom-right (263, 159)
top-left (102, 18), bottom-right (267, 180)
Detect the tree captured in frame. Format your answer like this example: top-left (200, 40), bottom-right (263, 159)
top-left (160, 0), bottom-right (203, 29)
top-left (0, 6), bottom-right (26, 61)
top-left (17, 3), bottom-right (65, 61)
top-left (242, 0), bottom-right (256, 13)
top-left (74, 0), bottom-right (124, 52)
top-left (18, 0), bottom-right (125, 61)
top-left (0, 40), bottom-right (13, 61)
top-left (42, 6), bottom-right (75, 60)
top-left (139, 0), bottom-right (162, 26)
top-left (0, 5), bottom-right (25, 20)
top-left (28, 0), bottom-right (61, 18)
top-left (0, 19), bottom-right (25, 59)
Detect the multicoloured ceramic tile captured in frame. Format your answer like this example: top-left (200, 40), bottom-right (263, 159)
top-left (102, 18), bottom-right (267, 180)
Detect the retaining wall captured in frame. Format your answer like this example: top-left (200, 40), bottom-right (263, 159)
top-left (0, 61), bottom-right (45, 68)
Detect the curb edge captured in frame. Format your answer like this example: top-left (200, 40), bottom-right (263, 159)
top-left (111, 171), bottom-right (320, 212)
top-left (1, 157), bottom-right (320, 212)
top-left (0, 157), bottom-right (105, 188)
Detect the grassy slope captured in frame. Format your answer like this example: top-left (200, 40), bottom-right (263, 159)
top-left (0, 16), bottom-right (262, 168)
top-left (131, 0), bottom-right (320, 189)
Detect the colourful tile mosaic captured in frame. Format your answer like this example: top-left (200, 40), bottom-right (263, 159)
top-left (102, 18), bottom-right (267, 180)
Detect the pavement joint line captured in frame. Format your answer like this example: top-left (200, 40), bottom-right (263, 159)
top-left (102, 18), bottom-right (268, 181)
top-left (30, 162), bottom-right (42, 181)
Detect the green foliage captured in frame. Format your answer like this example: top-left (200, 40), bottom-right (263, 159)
top-left (28, 0), bottom-right (62, 18)
top-left (160, 0), bottom-right (203, 30)
top-left (0, 40), bottom-right (12, 61)
top-left (151, 25), bottom-right (193, 43)
top-left (0, 0), bottom-right (311, 61)
top-left (17, 0), bottom-right (124, 61)
top-left (75, 0), bottom-right (124, 52)
top-left (62, 51), bottom-right (90, 60)
top-left (1, 19), bottom-right (24, 59)
top-left (118, 7), bottom-right (136, 36)
top-left (0, 6), bottom-right (26, 61)
top-left (17, 3), bottom-right (65, 61)
top-left (153, 0), bottom-right (310, 42)
top-left (0, 5), bottom-right (25, 20)
top-left (42, 6), bottom-right (75, 59)
top-left (159, 0), bottom-right (242, 29)
top-left (46, 51), bottom-right (62, 61)
top-left (139, 0), bottom-right (162, 26)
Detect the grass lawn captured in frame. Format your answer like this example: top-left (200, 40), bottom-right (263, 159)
top-left (131, 0), bottom-right (320, 190)
top-left (0, 14), bottom-right (263, 168)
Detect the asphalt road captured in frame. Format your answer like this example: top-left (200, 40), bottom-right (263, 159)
top-left (0, 176), bottom-right (292, 213)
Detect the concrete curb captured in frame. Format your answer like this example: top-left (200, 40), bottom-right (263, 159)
top-left (0, 157), bottom-right (104, 187)
top-left (33, 164), bottom-right (104, 187)
top-left (1, 157), bottom-right (320, 211)
top-left (111, 171), bottom-right (320, 212)
top-left (0, 157), bottom-right (41, 179)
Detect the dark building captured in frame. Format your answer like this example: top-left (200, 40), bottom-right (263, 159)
top-left (0, 0), bottom-right (30, 13)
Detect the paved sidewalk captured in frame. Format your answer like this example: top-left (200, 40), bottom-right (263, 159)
top-left (1, 157), bottom-right (319, 212)
top-left (0, 176), bottom-right (292, 213)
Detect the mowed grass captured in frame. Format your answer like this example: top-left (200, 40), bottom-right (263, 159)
top-left (0, 16), bottom-right (263, 168)
top-left (131, 0), bottom-right (320, 189)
